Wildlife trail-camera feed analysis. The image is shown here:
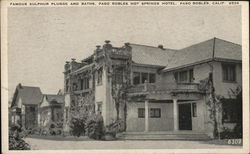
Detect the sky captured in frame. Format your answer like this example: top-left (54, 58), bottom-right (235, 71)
top-left (7, 6), bottom-right (241, 100)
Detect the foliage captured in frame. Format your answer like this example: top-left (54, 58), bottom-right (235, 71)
top-left (9, 124), bottom-right (31, 150)
top-left (220, 126), bottom-right (242, 139)
top-left (85, 113), bottom-right (104, 140)
top-left (69, 116), bottom-right (87, 137)
top-left (104, 119), bottom-right (124, 140)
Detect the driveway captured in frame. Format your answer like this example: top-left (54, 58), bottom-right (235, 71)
top-left (24, 137), bottom-right (241, 150)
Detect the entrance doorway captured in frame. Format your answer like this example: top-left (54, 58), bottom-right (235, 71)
top-left (178, 103), bottom-right (192, 130)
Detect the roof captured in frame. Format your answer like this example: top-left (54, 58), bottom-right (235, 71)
top-left (12, 84), bottom-right (43, 106)
top-left (163, 38), bottom-right (242, 71)
top-left (130, 44), bottom-right (176, 66)
top-left (44, 94), bottom-right (64, 104)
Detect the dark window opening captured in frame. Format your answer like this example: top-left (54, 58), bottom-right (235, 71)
top-left (97, 67), bottom-right (103, 85)
top-left (141, 73), bottom-right (148, 84)
top-left (138, 108), bottom-right (145, 118)
top-left (222, 64), bottom-right (236, 82)
top-left (149, 73), bottom-right (156, 83)
top-left (150, 108), bottom-right (161, 118)
top-left (133, 72), bottom-right (140, 85)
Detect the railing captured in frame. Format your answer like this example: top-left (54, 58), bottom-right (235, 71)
top-left (95, 48), bottom-right (131, 59)
top-left (128, 82), bottom-right (200, 94)
top-left (110, 48), bottom-right (131, 57)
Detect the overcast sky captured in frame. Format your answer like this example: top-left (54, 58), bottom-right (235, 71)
top-left (8, 6), bottom-right (241, 99)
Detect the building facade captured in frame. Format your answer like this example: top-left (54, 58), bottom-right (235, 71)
top-left (63, 38), bottom-right (242, 138)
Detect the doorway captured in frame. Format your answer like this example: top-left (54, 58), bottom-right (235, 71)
top-left (178, 103), bottom-right (192, 130)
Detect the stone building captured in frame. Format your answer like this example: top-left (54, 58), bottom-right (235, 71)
top-left (63, 38), bottom-right (242, 138)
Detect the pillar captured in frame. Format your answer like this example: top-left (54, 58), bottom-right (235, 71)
top-left (173, 99), bottom-right (178, 131)
top-left (145, 100), bottom-right (149, 132)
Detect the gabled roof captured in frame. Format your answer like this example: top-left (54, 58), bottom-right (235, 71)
top-left (44, 94), bottom-right (64, 104)
top-left (11, 84), bottom-right (43, 107)
top-left (130, 44), bottom-right (176, 67)
top-left (163, 38), bottom-right (242, 71)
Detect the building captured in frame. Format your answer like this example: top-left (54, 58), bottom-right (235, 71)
top-left (10, 84), bottom-right (43, 129)
top-left (63, 38), bottom-right (242, 138)
top-left (39, 94), bottom-right (64, 128)
top-left (10, 84), bottom-right (64, 130)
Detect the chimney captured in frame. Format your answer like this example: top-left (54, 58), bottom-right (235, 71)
top-left (96, 45), bottom-right (101, 49)
top-left (125, 42), bottom-right (130, 46)
top-left (158, 44), bottom-right (165, 50)
top-left (105, 40), bottom-right (110, 44)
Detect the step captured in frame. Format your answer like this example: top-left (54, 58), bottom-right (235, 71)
top-left (117, 132), bottom-right (210, 141)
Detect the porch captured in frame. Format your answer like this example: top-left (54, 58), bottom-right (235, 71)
top-left (126, 81), bottom-right (205, 133)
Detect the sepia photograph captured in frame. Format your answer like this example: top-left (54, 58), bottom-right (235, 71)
top-left (1, 1), bottom-right (249, 153)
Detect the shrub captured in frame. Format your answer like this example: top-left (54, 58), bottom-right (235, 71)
top-left (85, 113), bottom-right (104, 140)
top-left (104, 119), bottom-right (124, 140)
top-left (9, 125), bottom-right (31, 150)
top-left (220, 125), bottom-right (242, 139)
top-left (69, 116), bottom-right (87, 137)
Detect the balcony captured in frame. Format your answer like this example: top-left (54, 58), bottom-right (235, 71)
top-left (95, 47), bottom-right (131, 60)
top-left (128, 82), bottom-right (202, 96)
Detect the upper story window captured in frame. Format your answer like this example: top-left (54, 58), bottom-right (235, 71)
top-left (222, 64), bottom-right (236, 82)
top-left (133, 72), bottom-right (140, 85)
top-left (174, 69), bottom-right (194, 83)
top-left (80, 77), bottom-right (89, 90)
top-left (97, 67), bottom-right (103, 85)
top-left (133, 72), bottom-right (156, 85)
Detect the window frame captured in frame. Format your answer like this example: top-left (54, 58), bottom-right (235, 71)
top-left (222, 63), bottom-right (236, 83)
top-left (150, 108), bottom-right (161, 118)
top-left (138, 108), bottom-right (145, 118)
top-left (97, 67), bottom-right (103, 85)
top-left (174, 68), bottom-right (194, 83)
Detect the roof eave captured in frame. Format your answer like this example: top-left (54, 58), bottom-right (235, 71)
top-left (132, 62), bottom-right (166, 68)
top-left (162, 59), bottom-right (214, 72)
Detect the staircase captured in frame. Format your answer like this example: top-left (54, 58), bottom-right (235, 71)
top-left (117, 131), bottom-right (210, 140)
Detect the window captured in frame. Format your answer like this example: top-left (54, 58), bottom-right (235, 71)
top-left (174, 69), bottom-right (194, 83)
top-left (150, 108), bottom-right (161, 118)
top-left (80, 79), bottom-right (84, 90)
top-left (66, 79), bottom-right (69, 92)
top-left (138, 108), bottom-right (145, 118)
top-left (192, 103), bottom-right (197, 117)
top-left (133, 72), bottom-right (156, 85)
top-left (141, 73), bottom-right (148, 84)
top-left (222, 64), bottom-right (236, 82)
top-left (97, 102), bottom-right (102, 114)
top-left (81, 77), bottom-right (89, 90)
top-left (97, 67), bottom-right (103, 85)
top-left (133, 72), bottom-right (140, 85)
top-left (149, 73), bottom-right (156, 83)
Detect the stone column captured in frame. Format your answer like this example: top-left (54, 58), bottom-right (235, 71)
top-left (173, 99), bottom-right (178, 131)
top-left (145, 100), bottom-right (149, 132)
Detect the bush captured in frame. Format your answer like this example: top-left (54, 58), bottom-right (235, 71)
top-left (104, 119), bottom-right (124, 140)
top-left (85, 113), bottom-right (104, 140)
top-left (220, 125), bottom-right (242, 139)
top-left (69, 116), bottom-right (87, 137)
top-left (9, 125), bottom-right (31, 150)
